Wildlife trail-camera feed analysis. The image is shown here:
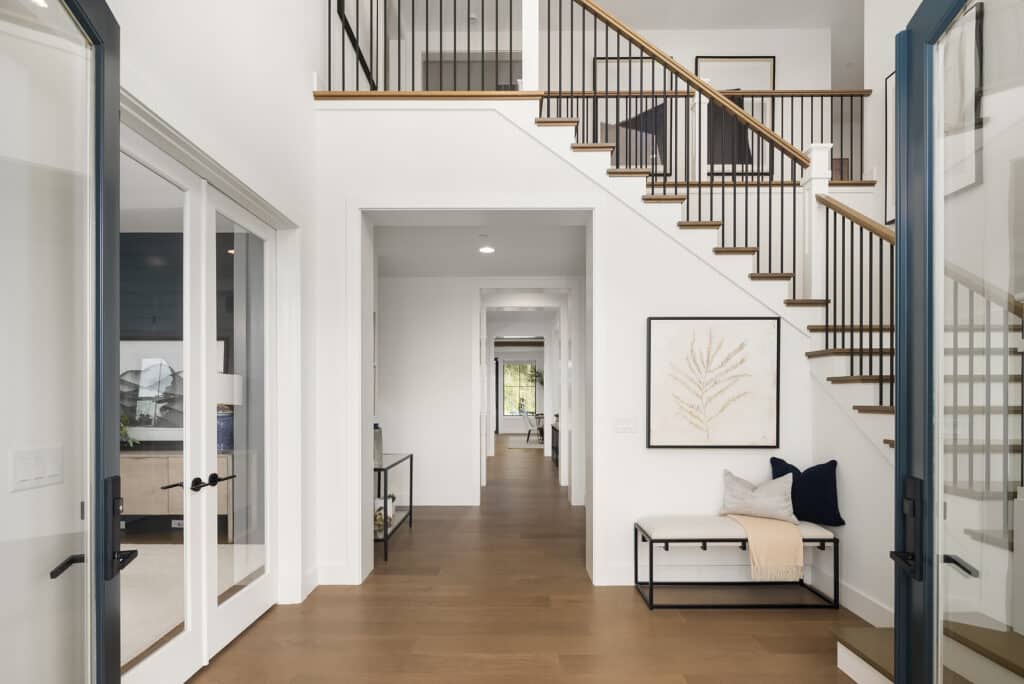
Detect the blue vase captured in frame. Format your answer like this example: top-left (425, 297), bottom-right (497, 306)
top-left (217, 409), bottom-right (234, 452)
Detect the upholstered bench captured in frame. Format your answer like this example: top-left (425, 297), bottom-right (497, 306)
top-left (634, 515), bottom-right (839, 610)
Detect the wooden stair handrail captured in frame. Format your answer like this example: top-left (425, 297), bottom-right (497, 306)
top-left (816, 194), bottom-right (895, 244)
top-left (571, 0), bottom-right (810, 168)
top-left (946, 262), bottom-right (1024, 319)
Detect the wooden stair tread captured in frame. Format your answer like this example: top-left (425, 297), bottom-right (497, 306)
top-left (677, 221), bottom-right (721, 229)
top-left (749, 272), bottom-right (793, 281)
top-left (832, 627), bottom-right (894, 681)
top-left (964, 528), bottom-right (1013, 550)
top-left (807, 348), bottom-right (894, 358)
top-left (642, 194), bottom-right (687, 203)
top-left (854, 405), bottom-right (895, 415)
top-left (809, 324), bottom-right (894, 333)
top-left (944, 405), bottom-right (1023, 415)
top-left (571, 143), bottom-right (616, 151)
top-left (945, 347), bottom-right (1024, 355)
top-left (829, 180), bottom-right (878, 187)
top-left (945, 374), bottom-right (1023, 383)
top-left (945, 441), bottom-right (1023, 454)
top-left (535, 117), bottom-right (578, 126)
top-left (827, 375), bottom-right (894, 384)
top-left (945, 483), bottom-right (1020, 500)
top-left (608, 167), bottom-right (651, 177)
top-left (713, 247), bottom-right (758, 255)
top-left (785, 298), bottom-right (829, 307)
top-left (944, 620), bottom-right (1024, 678)
top-left (945, 324), bottom-right (1023, 332)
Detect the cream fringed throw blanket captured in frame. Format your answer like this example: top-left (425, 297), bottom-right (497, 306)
top-left (727, 514), bottom-right (804, 582)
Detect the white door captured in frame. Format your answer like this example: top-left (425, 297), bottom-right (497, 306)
top-left (118, 129), bottom-right (206, 684)
top-left (204, 188), bottom-right (277, 656)
top-left (118, 134), bottom-right (277, 682)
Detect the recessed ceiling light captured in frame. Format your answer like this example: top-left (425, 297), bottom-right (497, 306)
top-left (30, 0), bottom-right (48, 7)
top-left (227, 248), bottom-right (236, 255)
top-left (479, 246), bottom-right (495, 254)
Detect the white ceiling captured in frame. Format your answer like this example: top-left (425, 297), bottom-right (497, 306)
top-left (370, 210), bottom-right (587, 278)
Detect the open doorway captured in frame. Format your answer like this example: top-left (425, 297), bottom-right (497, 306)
top-left (363, 209), bottom-right (589, 572)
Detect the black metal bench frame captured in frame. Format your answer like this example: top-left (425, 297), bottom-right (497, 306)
top-left (633, 521), bottom-right (840, 610)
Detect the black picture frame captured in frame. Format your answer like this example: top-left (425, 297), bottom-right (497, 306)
top-left (694, 55), bottom-right (777, 90)
top-left (646, 316), bottom-right (781, 449)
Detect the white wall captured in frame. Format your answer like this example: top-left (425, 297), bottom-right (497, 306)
top-left (631, 28), bottom-right (831, 90)
top-left (312, 98), bottom-right (826, 585)
top-left (377, 277), bottom-right (483, 506)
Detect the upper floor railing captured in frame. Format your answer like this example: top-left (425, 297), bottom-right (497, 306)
top-left (325, 0), bottom-right (873, 298)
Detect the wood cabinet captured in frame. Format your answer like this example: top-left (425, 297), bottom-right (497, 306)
top-left (121, 451), bottom-right (233, 536)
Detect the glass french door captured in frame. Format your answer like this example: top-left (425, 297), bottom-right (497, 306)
top-left (898, 0), bottom-right (1024, 680)
top-left (0, 0), bottom-right (121, 681)
top-left (116, 140), bottom-right (277, 681)
top-left (205, 188), bottom-right (276, 656)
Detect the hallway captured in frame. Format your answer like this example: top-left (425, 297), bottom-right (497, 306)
top-left (191, 436), bottom-right (863, 683)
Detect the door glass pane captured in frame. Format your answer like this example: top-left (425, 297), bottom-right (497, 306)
top-left (936, 1), bottom-right (1024, 679)
top-left (118, 154), bottom-right (187, 670)
top-left (216, 213), bottom-right (266, 603)
top-left (0, 1), bottom-right (93, 681)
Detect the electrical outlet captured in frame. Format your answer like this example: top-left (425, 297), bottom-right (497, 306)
top-left (119, 520), bottom-right (126, 530)
top-left (171, 519), bottom-right (184, 529)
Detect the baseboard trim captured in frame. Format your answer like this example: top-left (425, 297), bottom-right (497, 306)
top-left (813, 565), bottom-right (893, 627)
top-left (838, 643), bottom-right (892, 683)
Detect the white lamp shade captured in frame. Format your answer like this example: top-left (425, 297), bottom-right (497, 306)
top-left (214, 373), bottom-right (244, 405)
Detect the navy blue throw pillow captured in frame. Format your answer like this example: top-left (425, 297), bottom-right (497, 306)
top-left (770, 458), bottom-right (846, 526)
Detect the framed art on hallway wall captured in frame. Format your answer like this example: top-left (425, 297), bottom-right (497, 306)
top-left (646, 317), bottom-right (780, 449)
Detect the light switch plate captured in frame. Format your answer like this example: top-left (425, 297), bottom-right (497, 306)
top-left (9, 446), bottom-right (64, 492)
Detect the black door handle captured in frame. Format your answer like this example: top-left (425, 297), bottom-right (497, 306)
top-left (160, 481), bottom-right (184, 490)
top-left (115, 549), bottom-right (139, 572)
top-left (943, 554), bottom-right (980, 578)
top-left (889, 550), bottom-right (916, 573)
top-left (190, 476), bottom-right (210, 492)
top-left (50, 554), bottom-right (85, 579)
top-left (207, 473), bottom-right (237, 487)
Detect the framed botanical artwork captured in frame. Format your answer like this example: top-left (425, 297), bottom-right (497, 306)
top-left (646, 317), bottom-right (781, 448)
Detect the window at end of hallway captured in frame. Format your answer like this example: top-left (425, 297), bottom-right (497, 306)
top-left (503, 362), bottom-right (537, 416)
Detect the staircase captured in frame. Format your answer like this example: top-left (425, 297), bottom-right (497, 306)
top-left (323, 0), bottom-right (1024, 680)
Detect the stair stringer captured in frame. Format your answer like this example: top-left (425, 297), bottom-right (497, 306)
top-left (494, 109), bottom-right (818, 336)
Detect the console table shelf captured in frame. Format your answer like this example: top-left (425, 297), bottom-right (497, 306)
top-left (373, 452), bottom-right (413, 561)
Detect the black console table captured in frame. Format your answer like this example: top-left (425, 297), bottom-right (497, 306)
top-left (374, 452), bottom-right (413, 561)
top-left (551, 425), bottom-right (560, 467)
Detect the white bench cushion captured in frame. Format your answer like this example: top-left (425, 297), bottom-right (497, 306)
top-left (636, 515), bottom-right (834, 541)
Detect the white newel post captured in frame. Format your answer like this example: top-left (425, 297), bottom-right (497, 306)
top-left (800, 143), bottom-right (833, 299)
top-left (521, 0), bottom-right (540, 91)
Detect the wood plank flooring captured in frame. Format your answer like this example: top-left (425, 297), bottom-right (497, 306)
top-left (189, 436), bottom-right (866, 683)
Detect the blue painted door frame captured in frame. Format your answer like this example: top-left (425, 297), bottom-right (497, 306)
top-left (62, 0), bottom-right (122, 680)
top-left (895, 0), bottom-right (968, 681)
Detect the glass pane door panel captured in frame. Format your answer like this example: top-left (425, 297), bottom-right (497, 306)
top-left (936, 1), bottom-right (1024, 679)
top-left (215, 213), bottom-right (266, 604)
top-left (0, 1), bottom-right (93, 681)
top-left (118, 153), bottom-right (189, 670)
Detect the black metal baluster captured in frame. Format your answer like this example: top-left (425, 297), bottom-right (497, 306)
top-left (1003, 306), bottom-right (1011, 528)
top-left (986, 299), bottom-right (992, 491)
top-left (825, 208), bottom-right (831, 348)
top-left (508, 0), bottom-right (513, 91)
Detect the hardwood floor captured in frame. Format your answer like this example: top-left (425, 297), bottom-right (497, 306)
top-left (190, 436), bottom-right (865, 683)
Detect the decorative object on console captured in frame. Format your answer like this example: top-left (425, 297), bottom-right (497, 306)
top-left (647, 317), bottom-right (780, 448)
top-left (720, 470), bottom-right (797, 523)
top-left (770, 457), bottom-right (846, 527)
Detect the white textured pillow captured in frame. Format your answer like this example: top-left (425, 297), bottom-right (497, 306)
top-left (721, 470), bottom-right (798, 523)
